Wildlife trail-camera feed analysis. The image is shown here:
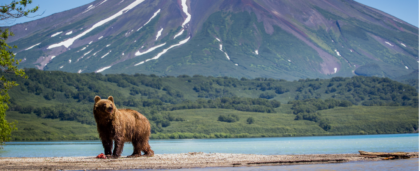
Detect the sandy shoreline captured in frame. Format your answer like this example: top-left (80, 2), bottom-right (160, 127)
top-left (0, 152), bottom-right (418, 170)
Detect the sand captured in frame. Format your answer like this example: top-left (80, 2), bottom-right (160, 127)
top-left (0, 152), bottom-right (418, 170)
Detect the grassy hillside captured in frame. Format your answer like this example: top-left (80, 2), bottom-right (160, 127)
top-left (7, 105), bottom-right (418, 141)
top-left (2, 69), bottom-right (418, 140)
top-left (6, 111), bottom-right (97, 141)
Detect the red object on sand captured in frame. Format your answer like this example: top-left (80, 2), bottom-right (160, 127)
top-left (96, 153), bottom-right (107, 159)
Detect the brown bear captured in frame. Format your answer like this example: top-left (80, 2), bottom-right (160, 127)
top-left (93, 96), bottom-right (154, 158)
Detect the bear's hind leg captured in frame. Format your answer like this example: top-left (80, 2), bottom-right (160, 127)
top-left (127, 139), bottom-right (142, 158)
top-left (142, 144), bottom-right (154, 157)
top-left (141, 138), bottom-right (154, 157)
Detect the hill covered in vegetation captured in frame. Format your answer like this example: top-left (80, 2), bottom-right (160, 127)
top-left (3, 69), bottom-right (418, 140)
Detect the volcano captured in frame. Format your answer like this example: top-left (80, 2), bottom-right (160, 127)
top-left (6, 0), bottom-right (418, 80)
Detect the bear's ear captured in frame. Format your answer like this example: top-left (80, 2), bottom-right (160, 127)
top-left (108, 96), bottom-right (114, 103)
top-left (94, 96), bottom-right (101, 103)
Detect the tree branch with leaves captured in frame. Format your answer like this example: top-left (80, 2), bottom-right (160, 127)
top-left (0, 0), bottom-right (38, 148)
top-left (1, 0), bottom-right (39, 20)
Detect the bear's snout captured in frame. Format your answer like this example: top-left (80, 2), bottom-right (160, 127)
top-left (106, 106), bottom-right (113, 113)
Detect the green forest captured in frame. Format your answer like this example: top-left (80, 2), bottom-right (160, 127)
top-left (2, 68), bottom-right (418, 141)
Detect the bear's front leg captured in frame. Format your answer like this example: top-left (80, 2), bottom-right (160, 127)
top-left (112, 137), bottom-right (124, 158)
top-left (101, 139), bottom-right (113, 156)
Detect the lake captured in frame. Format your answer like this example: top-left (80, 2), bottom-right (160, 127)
top-left (0, 133), bottom-right (418, 157)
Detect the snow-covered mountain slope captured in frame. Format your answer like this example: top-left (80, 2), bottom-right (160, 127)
top-left (6, 0), bottom-right (418, 80)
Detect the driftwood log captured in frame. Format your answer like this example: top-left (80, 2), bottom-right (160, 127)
top-left (359, 151), bottom-right (412, 159)
top-left (246, 158), bottom-right (348, 165)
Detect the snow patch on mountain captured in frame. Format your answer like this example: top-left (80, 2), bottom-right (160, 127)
top-left (51, 31), bottom-right (63, 37)
top-left (65, 31), bottom-right (73, 35)
top-left (84, 50), bottom-right (93, 56)
top-left (25, 43), bottom-right (41, 50)
top-left (181, 0), bottom-right (191, 28)
top-left (99, 0), bottom-right (107, 5)
top-left (93, 50), bottom-right (101, 56)
top-left (83, 4), bottom-right (95, 14)
top-left (400, 42), bottom-right (406, 47)
top-left (217, 43), bottom-right (230, 60)
top-left (135, 37), bottom-right (190, 66)
top-left (334, 49), bottom-right (341, 56)
top-left (156, 28), bottom-right (163, 40)
top-left (48, 0), bottom-right (145, 49)
top-left (98, 36), bottom-right (103, 40)
top-left (137, 9), bottom-right (161, 31)
top-left (215, 37), bottom-right (221, 42)
top-left (224, 52), bottom-right (230, 60)
top-left (96, 66), bottom-right (112, 73)
top-left (385, 41), bottom-right (393, 46)
top-left (174, 29), bottom-right (184, 39)
top-left (101, 51), bottom-right (111, 58)
top-left (83, 0), bottom-right (107, 14)
top-left (255, 50), bottom-right (258, 55)
top-left (405, 66), bottom-right (409, 69)
top-left (135, 61), bottom-right (145, 65)
top-left (135, 43), bottom-right (166, 56)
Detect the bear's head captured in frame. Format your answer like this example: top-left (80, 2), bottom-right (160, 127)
top-left (94, 96), bottom-right (117, 119)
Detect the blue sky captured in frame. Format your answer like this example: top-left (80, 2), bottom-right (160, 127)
top-left (0, 0), bottom-right (94, 26)
top-left (355, 0), bottom-right (419, 27)
top-left (0, 0), bottom-right (418, 27)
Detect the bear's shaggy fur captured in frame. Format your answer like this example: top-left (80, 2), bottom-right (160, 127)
top-left (93, 96), bottom-right (154, 158)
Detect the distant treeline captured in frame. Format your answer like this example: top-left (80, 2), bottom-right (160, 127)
top-left (5, 69), bottom-right (417, 105)
top-left (9, 96), bottom-right (280, 127)
top-left (288, 98), bottom-right (353, 131)
top-left (2, 68), bottom-right (418, 132)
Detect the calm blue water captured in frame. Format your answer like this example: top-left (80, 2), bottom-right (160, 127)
top-left (0, 133), bottom-right (418, 158)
